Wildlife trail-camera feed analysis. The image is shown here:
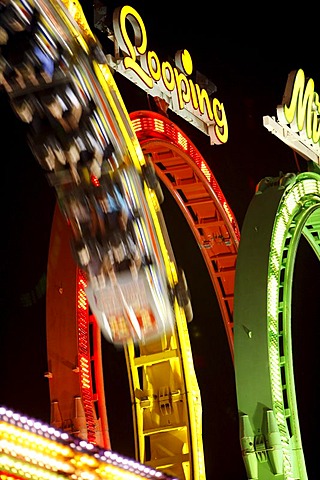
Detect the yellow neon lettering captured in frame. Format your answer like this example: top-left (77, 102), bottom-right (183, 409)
top-left (311, 92), bottom-right (320, 144)
top-left (189, 79), bottom-right (199, 110)
top-left (212, 98), bottom-right (228, 144)
top-left (175, 49), bottom-right (193, 76)
top-left (174, 68), bottom-right (191, 109)
top-left (195, 84), bottom-right (213, 120)
top-left (112, 7), bottom-right (228, 143)
top-left (278, 69), bottom-right (316, 138)
top-left (118, 5), bottom-right (147, 56)
top-left (145, 50), bottom-right (161, 82)
top-left (161, 61), bottom-right (175, 91)
top-left (114, 6), bottom-right (153, 88)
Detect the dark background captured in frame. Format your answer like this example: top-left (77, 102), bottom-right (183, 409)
top-left (1, 2), bottom-right (319, 478)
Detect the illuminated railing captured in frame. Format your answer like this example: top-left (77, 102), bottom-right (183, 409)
top-left (130, 109), bottom-right (239, 359)
top-left (130, 110), bottom-right (240, 242)
top-left (75, 269), bottom-right (96, 444)
top-left (234, 171), bottom-right (320, 479)
top-left (0, 407), bottom-right (178, 479)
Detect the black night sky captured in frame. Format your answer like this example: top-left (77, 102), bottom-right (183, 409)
top-left (0, 2), bottom-right (319, 479)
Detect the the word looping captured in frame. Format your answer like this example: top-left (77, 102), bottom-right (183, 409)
top-left (112, 5), bottom-right (228, 145)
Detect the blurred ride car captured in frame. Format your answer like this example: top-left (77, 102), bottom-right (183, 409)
top-left (0, 0), bottom-right (193, 346)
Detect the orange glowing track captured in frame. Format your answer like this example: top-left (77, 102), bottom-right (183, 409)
top-left (130, 110), bottom-right (240, 356)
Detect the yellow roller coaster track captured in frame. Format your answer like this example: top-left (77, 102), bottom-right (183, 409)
top-left (46, 109), bottom-right (240, 480)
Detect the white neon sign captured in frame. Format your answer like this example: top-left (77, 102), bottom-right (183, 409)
top-left (106, 5), bottom-right (228, 145)
top-left (263, 68), bottom-right (320, 165)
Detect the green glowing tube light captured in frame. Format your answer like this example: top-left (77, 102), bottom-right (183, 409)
top-left (233, 171), bottom-right (320, 480)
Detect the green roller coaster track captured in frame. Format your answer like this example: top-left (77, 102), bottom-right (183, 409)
top-left (233, 169), bottom-right (320, 480)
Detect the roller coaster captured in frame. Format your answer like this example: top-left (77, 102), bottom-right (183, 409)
top-left (0, 0), bottom-right (316, 479)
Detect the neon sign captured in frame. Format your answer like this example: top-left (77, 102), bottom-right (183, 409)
top-left (106, 5), bottom-right (228, 145)
top-left (277, 69), bottom-right (320, 145)
top-left (263, 68), bottom-right (320, 165)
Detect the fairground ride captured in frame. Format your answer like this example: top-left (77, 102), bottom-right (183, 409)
top-left (0, 1), bottom-right (316, 479)
top-left (43, 2), bottom-right (240, 479)
top-left (45, 108), bottom-right (240, 480)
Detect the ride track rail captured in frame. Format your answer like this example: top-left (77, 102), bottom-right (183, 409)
top-left (45, 107), bottom-right (240, 480)
top-left (130, 109), bottom-right (240, 358)
top-left (233, 171), bottom-right (320, 480)
top-left (8, 0), bottom-right (209, 478)
top-left (44, 96), bottom-right (317, 480)
top-left (0, 0), bottom-right (240, 478)
top-left (0, 0), bottom-right (241, 478)
top-left (46, 3), bottom-right (317, 476)
top-left (1, 0), bottom-right (315, 478)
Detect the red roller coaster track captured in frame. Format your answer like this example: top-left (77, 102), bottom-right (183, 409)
top-left (130, 110), bottom-right (240, 357)
top-left (46, 109), bottom-right (240, 476)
